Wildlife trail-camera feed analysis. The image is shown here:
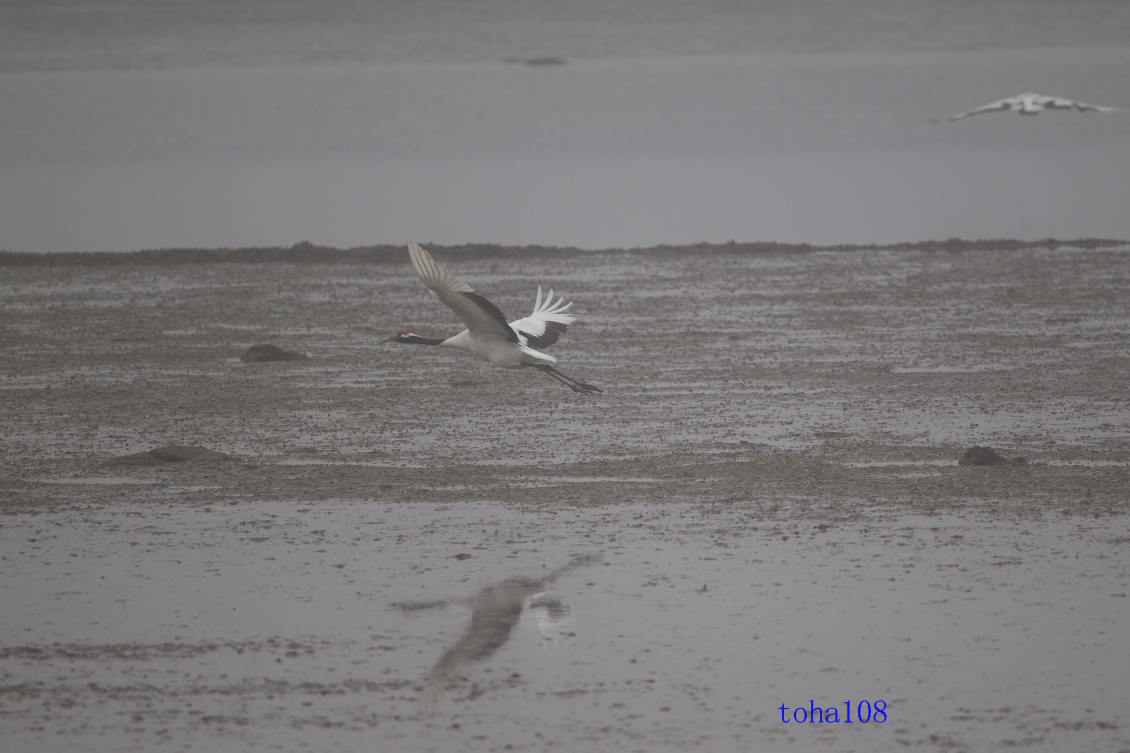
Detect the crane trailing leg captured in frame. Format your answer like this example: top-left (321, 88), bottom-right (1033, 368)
top-left (535, 364), bottom-right (601, 393)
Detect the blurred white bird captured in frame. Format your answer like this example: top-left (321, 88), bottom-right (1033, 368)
top-left (382, 242), bottom-right (600, 393)
top-left (943, 92), bottom-right (1125, 121)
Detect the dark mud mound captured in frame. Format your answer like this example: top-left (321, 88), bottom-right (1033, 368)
top-left (241, 344), bottom-right (309, 362)
top-left (104, 446), bottom-right (234, 466)
top-left (959, 446), bottom-right (1027, 466)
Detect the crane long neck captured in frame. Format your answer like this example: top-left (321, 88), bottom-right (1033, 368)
top-left (403, 334), bottom-right (446, 346)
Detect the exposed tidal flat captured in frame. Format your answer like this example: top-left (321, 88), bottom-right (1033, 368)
top-left (1, 242), bottom-right (1128, 751)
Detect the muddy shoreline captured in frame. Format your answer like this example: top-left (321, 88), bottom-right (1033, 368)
top-left (2, 237), bottom-right (1127, 267)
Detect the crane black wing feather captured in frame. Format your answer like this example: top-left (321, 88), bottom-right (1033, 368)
top-left (461, 291), bottom-right (519, 343)
top-left (518, 320), bottom-right (568, 349)
top-left (508, 286), bottom-right (576, 351)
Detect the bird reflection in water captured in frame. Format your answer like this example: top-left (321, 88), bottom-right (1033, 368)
top-left (393, 554), bottom-right (600, 710)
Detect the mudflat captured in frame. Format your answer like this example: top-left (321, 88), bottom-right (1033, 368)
top-left (2, 242), bottom-right (1128, 752)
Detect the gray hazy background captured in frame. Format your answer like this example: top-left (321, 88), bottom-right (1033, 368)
top-left (1, 0), bottom-right (1128, 251)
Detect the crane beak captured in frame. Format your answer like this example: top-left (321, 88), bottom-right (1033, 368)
top-left (379, 334), bottom-right (397, 344)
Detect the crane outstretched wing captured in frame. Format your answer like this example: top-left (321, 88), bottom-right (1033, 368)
top-left (947, 97), bottom-right (1015, 120)
top-left (509, 286), bottom-right (576, 350)
top-left (408, 242), bottom-right (518, 343)
top-left (1060, 99), bottom-right (1124, 113)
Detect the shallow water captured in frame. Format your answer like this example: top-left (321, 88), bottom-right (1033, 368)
top-left (1, 498), bottom-right (1127, 752)
top-left (2, 6), bottom-right (1129, 250)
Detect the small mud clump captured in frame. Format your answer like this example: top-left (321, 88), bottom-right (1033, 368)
top-left (523, 57), bottom-right (567, 66)
top-left (958, 446), bottom-right (1027, 466)
top-left (104, 446), bottom-right (234, 466)
top-left (241, 344), bottom-right (309, 362)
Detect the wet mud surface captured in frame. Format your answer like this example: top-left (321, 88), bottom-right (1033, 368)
top-left (2, 243), bottom-right (1129, 751)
